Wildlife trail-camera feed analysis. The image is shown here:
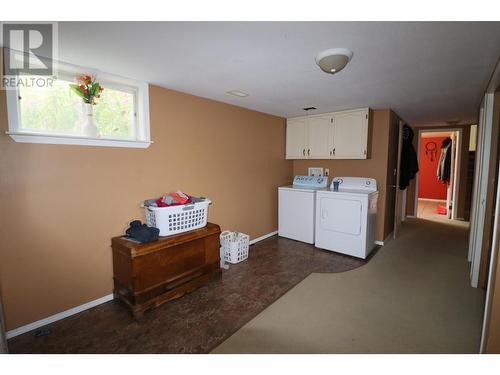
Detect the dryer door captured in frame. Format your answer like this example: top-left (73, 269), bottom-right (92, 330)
top-left (319, 196), bottom-right (362, 235)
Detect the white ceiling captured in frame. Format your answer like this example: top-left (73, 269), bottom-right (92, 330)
top-left (57, 22), bottom-right (500, 125)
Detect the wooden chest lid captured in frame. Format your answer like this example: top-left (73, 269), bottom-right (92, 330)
top-left (112, 222), bottom-right (221, 257)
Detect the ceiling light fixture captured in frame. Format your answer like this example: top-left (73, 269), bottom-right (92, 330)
top-left (315, 48), bottom-right (353, 75)
top-left (226, 90), bottom-right (249, 97)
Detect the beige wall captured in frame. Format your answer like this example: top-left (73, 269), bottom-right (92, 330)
top-left (293, 109), bottom-right (399, 242)
top-left (0, 84), bottom-right (292, 331)
top-left (405, 123), bottom-right (472, 219)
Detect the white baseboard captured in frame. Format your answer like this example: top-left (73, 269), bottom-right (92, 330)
top-left (6, 293), bottom-right (114, 339)
top-left (7, 230), bottom-right (280, 340)
top-left (383, 232), bottom-right (394, 245)
top-left (375, 232), bottom-right (394, 246)
top-left (250, 231), bottom-right (278, 245)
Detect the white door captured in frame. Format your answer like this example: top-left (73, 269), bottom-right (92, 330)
top-left (286, 118), bottom-right (308, 159)
top-left (307, 116), bottom-right (332, 158)
top-left (470, 93), bottom-right (495, 287)
top-left (451, 131), bottom-right (462, 220)
top-left (446, 134), bottom-right (456, 219)
top-left (332, 109), bottom-right (368, 159)
top-left (447, 131), bottom-right (461, 220)
top-left (469, 106), bottom-right (485, 262)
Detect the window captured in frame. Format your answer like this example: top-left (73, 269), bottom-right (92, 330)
top-left (6, 60), bottom-right (151, 148)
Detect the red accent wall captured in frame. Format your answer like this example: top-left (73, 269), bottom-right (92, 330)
top-left (418, 136), bottom-right (448, 200)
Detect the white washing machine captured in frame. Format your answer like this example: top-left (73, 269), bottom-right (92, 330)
top-left (278, 175), bottom-right (328, 244)
top-left (315, 177), bottom-right (378, 259)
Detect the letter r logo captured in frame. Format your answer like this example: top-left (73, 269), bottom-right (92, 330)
top-left (2, 23), bottom-right (55, 76)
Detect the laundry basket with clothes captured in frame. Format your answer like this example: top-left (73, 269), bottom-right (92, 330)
top-left (143, 191), bottom-right (211, 236)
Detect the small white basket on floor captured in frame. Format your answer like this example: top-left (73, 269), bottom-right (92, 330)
top-left (220, 231), bottom-right (250, 264)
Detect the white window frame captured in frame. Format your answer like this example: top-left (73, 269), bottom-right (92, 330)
top-left (5, 57), bottom-right (152, 149)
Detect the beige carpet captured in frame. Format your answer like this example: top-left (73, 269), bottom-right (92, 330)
top-left (212, 218), bottom-right (485, 353)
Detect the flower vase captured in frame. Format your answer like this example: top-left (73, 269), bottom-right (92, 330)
top-left (83, 103), bottom-right (100, 138)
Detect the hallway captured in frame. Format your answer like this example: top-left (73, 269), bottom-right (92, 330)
top-left (417, 198), bottom-right (453, 223)
top-left (213, 218), bottom-right (485, 353)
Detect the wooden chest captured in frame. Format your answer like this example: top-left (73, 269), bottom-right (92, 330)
top-left (111, 222), bottom-right (221, 317)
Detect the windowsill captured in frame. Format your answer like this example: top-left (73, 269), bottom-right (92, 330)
top-left (6, 131), bottom-right (153, 149)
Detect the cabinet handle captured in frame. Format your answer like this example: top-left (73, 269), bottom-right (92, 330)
top-left (303, 149), bottom-right (305, 156)
top-left (307, 149), bottom-right (310, 156)
top-left (330, 150), bottom-right (332, 156)
top-left (333, 148), bottom-right (335, 156)
top-left (364, 149), bottom-right (367, 155)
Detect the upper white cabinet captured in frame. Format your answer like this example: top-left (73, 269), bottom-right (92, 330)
top-left (286, 117), bottom-right (308, 159)
top-left (307, 116), bottom-right (332, 158)
top-left (286, 108), bottom-right (369, 160)
top-left (332, 109), bottom-right (369, 159)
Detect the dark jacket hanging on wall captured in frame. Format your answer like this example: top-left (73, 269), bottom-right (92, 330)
top-left (437, 137), bottom-right (452, 183)
top-left (399, 124), bottom-right (419, 190)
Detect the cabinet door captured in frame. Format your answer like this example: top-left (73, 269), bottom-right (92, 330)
top-left (286, 118), bottom-right (308, 159)
top-left (307, 116), bottom-right (333, 158)
top-left (328, 122), bottom-right (335, 158)
top-left (332, 109), bottom-right (368, 159)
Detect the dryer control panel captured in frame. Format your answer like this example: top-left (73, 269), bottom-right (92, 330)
top-left (331, 177), bottom-right (377, 191)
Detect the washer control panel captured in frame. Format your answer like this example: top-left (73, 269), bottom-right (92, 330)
top-left (293, 175), bottom-right (328, 188)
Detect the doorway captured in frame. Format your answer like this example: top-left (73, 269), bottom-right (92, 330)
top-left (415, 129), bottom-right (462, 222)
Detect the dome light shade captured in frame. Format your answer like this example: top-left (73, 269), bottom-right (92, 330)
top-left (315, 48), bottom-right (353, 75)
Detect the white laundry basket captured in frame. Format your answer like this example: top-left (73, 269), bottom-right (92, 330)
top-left (144, 198), bottom-right (211, 236)
top-left (220, 231), bottom-right (250, 264)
